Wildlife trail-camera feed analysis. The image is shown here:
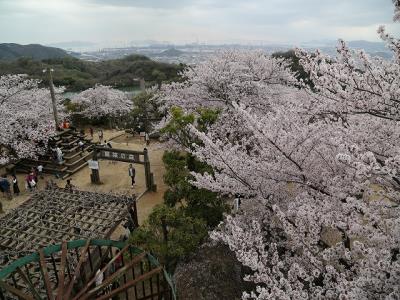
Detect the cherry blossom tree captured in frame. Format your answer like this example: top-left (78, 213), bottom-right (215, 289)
top-left (393, 0), bottom-right (400, 22)
top-left (158, 3), bottom-right (400, 298)
top-left (71, 84), bottom-right (132, 119)
top-left (0, 74), bottom-right (65, 165)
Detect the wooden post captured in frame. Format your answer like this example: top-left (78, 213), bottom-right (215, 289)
top-left (46, 68), bottom-right (60, 130)
top-left (130, 201), bottom-right (139, 228)
top-left (143, 148), bottom-right (152, 190)
top-left (150, 173), bottom-right (157, 192)
top-left (91, 168), bottom-right (100, 184)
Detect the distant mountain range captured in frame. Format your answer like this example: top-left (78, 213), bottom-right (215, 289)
top-left (47, 41), bottom-right (97, 49)
top-left (0, 40), bottom-right (392, 64)
top-left (0, 43), bottom-right (70, 61)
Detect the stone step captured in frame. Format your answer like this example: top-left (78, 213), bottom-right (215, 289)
top-left (64, 145), bottom-right (93, 160)
top-left (64, 152), bottom-right (93, 168)
top-left (63, 161), bottom-right (89, 179)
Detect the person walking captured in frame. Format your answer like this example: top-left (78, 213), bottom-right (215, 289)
top-left (11, 175), bottom-right (20, 196)
top-left (32, 167), bottom-right (38, 184)
top-left (37, 164), bottom-right (44, 179)
top-left (128, 164), bottom-right (135, 187)
top-left (104, 140), bottom-right (112, 148)
top-left (95, 267), bottom-right (104, 287)
top-left (89, 127), bottom-right (94, 139)
top-left (98, 130), bottom-right (104, 143)
top-left (234, 194), bottom-right (242, 212)
top-left (25, 174), bottom-right (31, 192)
top-left (51, 147), bottom-right (57, 161)
top-left (0, 175), bottom-right (12, 200)
top-left (78, 140), bottom-right (85, 152)
top-left (26, 172), bottom-right (36, 192)
top-left (65, 179), bottom-right (74, 192)
top-left (56, 147), bottom-right (63, 164)
top-left (145, 132), bottom-right (150, 146)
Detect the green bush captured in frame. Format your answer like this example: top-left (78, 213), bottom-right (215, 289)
top-left (129, 204), bottom-right (207, 273)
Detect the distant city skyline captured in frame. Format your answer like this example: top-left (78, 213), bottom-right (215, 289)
top-left (0, 0), bottom-right (399, 46)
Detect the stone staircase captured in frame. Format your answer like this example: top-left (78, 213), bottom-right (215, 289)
top-left (15, 129), bottom-right (96, 179)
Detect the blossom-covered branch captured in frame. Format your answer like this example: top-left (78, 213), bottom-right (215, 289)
top-left (71, 84), bottom-right (132, 119)
top-left (0, 74), bottom-right (65, 165)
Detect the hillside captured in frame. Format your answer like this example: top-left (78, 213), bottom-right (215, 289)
top-left (158, 48), bottom-right (185, 57)
top-left (0, 43), bottom-right (70, 61)
top-left (0, 54), bottom-right (184, 91)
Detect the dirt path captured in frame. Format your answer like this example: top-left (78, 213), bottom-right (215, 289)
top-left (0, 130), bottom-right (167, 228)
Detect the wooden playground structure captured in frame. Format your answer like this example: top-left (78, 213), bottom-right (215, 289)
top-left (0, 186), bottom-right (137, 266)
top-left (0, 239), bottom-right (175, 299)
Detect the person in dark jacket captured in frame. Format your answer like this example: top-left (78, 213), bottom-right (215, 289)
top-left (128, 164), bottom-right (135, 187)
top-left (0, 175), bottom-right (12, 200)
top-left (11, 175), bottom-right (20, 196)
top-left (65, 179), bottom-right (74, 192)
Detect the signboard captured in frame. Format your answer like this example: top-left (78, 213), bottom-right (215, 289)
top-left (90, 146), bottom-right (155, 190)
top-left (88, 159), bottom-right (99, 170)
top-left (97, 149), bottom-right (142, 164)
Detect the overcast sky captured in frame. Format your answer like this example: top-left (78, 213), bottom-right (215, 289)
top-left (0, 0), bottom-right (398, 45)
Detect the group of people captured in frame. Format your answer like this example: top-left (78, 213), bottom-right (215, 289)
top-left (95, 127), bottom-right (151, 147)
top-left (0, 165), bottom-right (44, 202)
top-left (0, 174), bottom-right (19, 200)
top-left (60, 120), bottom-right (71, 129)
top-left (1, 128), bottom-right (144, 204)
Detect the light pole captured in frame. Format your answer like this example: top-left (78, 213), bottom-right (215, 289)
top-left (43, 68), bottom-right (60, 130)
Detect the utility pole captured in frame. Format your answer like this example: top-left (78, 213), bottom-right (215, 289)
top-left (43, 68), bottom-right (59, 130)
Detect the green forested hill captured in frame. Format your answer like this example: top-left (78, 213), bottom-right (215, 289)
top-left (0, 54), bottom-right (184, 91)
top-left (0, 43), bottom-right (70, 61)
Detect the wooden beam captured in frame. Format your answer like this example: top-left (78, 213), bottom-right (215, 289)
top-left (30, 225), bottom-right (87, 239)
top-left (15, 268), bottom-right (42, 300)
top-left (2, 226), bottom-right (54, 241)
top-left (0, 234), bottom-right (47, 249)
top-left (0, 280), bottom-right (34, 300)
top-left (95, 267), bottom-right (163, 300)
top-left (39, 249), bottom-right (54, 300)
top-left (80, 252), bottom-right (147, 300)
top-left (63, 240), bottom-right (91, 300)
top-left (71, 244), bottom-right (131, 300)
top-left (55, 241), bottom-right (67, 300)
top-left (26, 209), bottom-right (112, 229)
